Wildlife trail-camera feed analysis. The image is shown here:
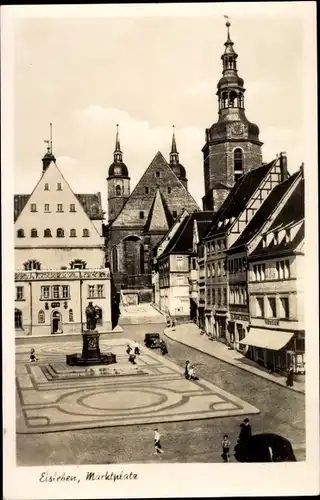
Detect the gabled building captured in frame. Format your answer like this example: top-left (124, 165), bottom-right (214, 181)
top-left (202, 154), bottom-right (289, 342)
top-left (14, 144), bottom-right (112, 336)
top-left (243, 168), bottom-right (305, 375)
top-left (157, 212), bottom-right (213, 321)
top-left (226, 165), bottom-right (303, 353)
top-left (105, 127), bottom-right (200, 301)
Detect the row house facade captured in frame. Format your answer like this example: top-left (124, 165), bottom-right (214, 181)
top-left (244, 169), bottom-right (305, 375)
top-left (14, 147), bottom-right (113, 336)
top-left (202, 155), bottom-right (289, 344)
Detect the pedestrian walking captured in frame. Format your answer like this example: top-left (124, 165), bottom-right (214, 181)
top-left (184, 360), bottom-right (190, 379)
top-left (286, 366), bottom-right (294, 387)
top-left (171, 318), bottom-right (176, 330)
top-left (126, 344), bottom-right (132, 355)
top-left (221, 435), bottom-right (231, 462)
top-left (154, 429), bottom-right (164, 455)
top-left (238, 418), bottom-right (252, 443)
top-left (133, 341), bottom-right (140, 356)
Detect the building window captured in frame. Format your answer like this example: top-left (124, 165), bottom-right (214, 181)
top-left (30, 203), bottom-right (37, 212)
top-left (83, 229), bottom-right (90, 237)
top-left (168, 187), bottom-right (171, 194)
top-left (52, 286), bottom-right (60, 299)
top-left (267, 297), bottom-right (277, 318)
top-left (253, 264), bottom-right (265, 281)
top-left (15, 309), bottom-right (23, 329)
top-left (70, 229), bottom-right (77, 237)
top-left (217, 262), bottom-right (221, 277)
top-left (172, 210), bottom-right (177, 218)
top-left (44, 183), bottom-right (49, 190)
top-left (97, 284), bottom-right (104, 297)
top-left (285, 229), bottom-right (291, 244)
top-left (279, 297), bottom-right (290, 319)
top-left (38, 310), bottom-right (45, 324)
top-left (57, 182), bottom-right (62, 191)
top-left (70, 204), bottom-right (76, 212)
top-left (276, 260), bottom-right (290, 279)
top-left (17, 229), bottom-right (25, 238)
top-left (88, 285), bottom-right (95, 298)
top-left (16, 286), bottom-right (24, 301)
top-left (96, 307), bottom-right (103, 325)
top-left (111, 247), bottom-right (119, 273)
top-left (62, 285), bottom-right (70, 299)
top-left (44, 204), bottom-right (50, 212)
top-left (24, 260), bottom-right (41, 270)
top-left (57, 204), bottom-right (63, 212)
top-left (139, 211), bottom-right (144, 219)
top-left (177, 275), bottom-right (184, 286)
top-left (156, 171), bottom-right (160, 178)
top-left (44, 228), bottom-right (52, 237)
top-left (223, 288), bottom-right (227, 305)
top-left (41, 286), bottom-right (50, 299)
top-left (57, 228), bottom-right (65, 237)
top-left (70, 259), bottom-right (86, 269)
top-left (207, 265), bottom-right (211, 278)
top-left (31, 228), bottom-right (38, 238)
top-left (211, 263), bottom-right (215, 277)
top-left (145, 187), bottom-right (149, 194)
top-left (116, 185), bottom-right (121, 196)
top-left (256, 297), bottom-right (264, 317)
top-left (234, 148), bottom-right (243, 182)
top-left (69, 309), bottom-right (74, 322)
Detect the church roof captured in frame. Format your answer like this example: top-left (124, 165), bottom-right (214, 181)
top-left (144, 188), bottom-right (174, 233)
top-left (107, 161), bottom-right (129, 178)
top-left (204, 159), bottom-right (277, 239)
top-left (161, 212), bottom-right (213, 256)
top-left (14, 192), bottom-right (104, 222)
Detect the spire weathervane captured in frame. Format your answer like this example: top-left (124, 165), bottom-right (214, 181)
top-left (224, 15), bottom-right (231, 39)
top-left (44, 122), bottom-right (53, 154)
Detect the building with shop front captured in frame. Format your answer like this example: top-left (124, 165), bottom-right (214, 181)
top-left (14, 145), bottom-right (112, 336)
top-left (226, 163), bottom-right (302, 353)
top-left (202, 156), bottom-right (288, 343)
top-left (105, 126), bottom-right (200, 302)
top-left (244, 168), bottom-right (305, 375)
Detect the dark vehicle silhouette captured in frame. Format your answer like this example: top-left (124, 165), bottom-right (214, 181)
top-left (234, 433), bottom-right (296, 462)
top-left (144, 333), bottom-right (161, 349)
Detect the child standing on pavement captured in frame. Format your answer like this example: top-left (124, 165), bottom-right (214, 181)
top-left (154, 429), bottom-right (164, 455)
top-left (221, 434), bottom-right (231, 462)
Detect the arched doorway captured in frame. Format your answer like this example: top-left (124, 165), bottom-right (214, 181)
top-left (51, 310), bottom-right (62, 334)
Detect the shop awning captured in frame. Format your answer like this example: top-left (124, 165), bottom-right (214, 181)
top-left (241, 328), bottom-right (294, 351)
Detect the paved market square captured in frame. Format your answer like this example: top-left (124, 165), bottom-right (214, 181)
top-left (16, 339), bottom-right (259, 434)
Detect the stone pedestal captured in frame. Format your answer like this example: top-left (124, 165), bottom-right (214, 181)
top-left (66, 330), bottom-right (116, 366)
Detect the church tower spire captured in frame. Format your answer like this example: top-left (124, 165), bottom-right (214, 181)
top-left (170, 125), bottom-right (179, 164)
top-left (114, 124), bottom-right (122, 163)
top-left (107, 124), bottom-right (130, 223)
top-left (169, 126), bottom-right (188, 189)
top-left (202, 18), bottom-right (263, 212)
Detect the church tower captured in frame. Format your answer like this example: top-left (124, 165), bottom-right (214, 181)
top-left (202, 19), bottom-right (263, 211)
top-left (169, 126), bottom-right (188, 190)
top-left (107, 125), bottom-right (130, 223)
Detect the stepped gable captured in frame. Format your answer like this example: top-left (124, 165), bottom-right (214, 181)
top-left (228, 170), bottom-right (300, 252)
top-left (14, 192), bottom-right (103, 222)
top-left (162, 212), bottom-right (213, 256)
top-left (110, 151), bottom-right (200, 228)
top-left (204, 159), bottom-right (277, 239)
top-left (144, 188), bottom-right (174, 232)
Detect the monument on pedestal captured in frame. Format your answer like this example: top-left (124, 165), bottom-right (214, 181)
top-left (66, 302), bottom-right (116, 366)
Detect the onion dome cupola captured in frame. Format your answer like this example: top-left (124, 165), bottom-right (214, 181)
top-left (42, 123), bottom-right (56, 174)
top-left (169, 126), bottom-right (188, 188)
top-left (107, 124), bottom-right (130, 180)
top-left (207, 19), bottom-right (262, 145)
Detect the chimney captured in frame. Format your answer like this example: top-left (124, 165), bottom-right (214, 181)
top-left (279, 152), bottom-right (289, 181)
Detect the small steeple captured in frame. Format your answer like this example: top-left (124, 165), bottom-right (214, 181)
top-left (170, 125), bottom-right (179, 164)
top-left (114, 124), bottom-right (123, 163)
top-left (42, 122), bottom-right (56, 174)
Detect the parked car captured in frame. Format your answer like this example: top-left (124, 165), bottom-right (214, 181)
top-left (144, 333), bottom-right (161, 349)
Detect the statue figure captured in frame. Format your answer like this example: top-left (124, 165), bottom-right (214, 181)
top-left (85, 302), bottom-right (97, 331)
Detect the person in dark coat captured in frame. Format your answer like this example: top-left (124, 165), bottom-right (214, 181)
top-left (234, 433), bottom-right (296, 462)
top-left (286, 367), bottom-right (294, 387)
top-left (184, 360), bottom-right (190, 379)
top-left (238, 418), bottom-right (252, 443)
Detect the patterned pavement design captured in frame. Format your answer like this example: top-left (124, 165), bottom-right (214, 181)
top-left (16, 339), bottom-right (260, 434)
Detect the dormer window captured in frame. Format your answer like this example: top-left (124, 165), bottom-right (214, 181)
top-left (57, 182), bottom-right (62, 191)
top-left (70, 204), bottom-right (76, 212)
top-left (30, 203), bottom-right (37, 212)
top-left (44, 183), bottom-right (49, 191)
top-left (57, 204), bottom-right (63, 212)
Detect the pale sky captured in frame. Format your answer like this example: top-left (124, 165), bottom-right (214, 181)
top-left (11, 3), bottom-right (314, 214)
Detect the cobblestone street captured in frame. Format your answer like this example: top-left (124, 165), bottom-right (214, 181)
top-left (16, 324), bottom-right (305, 465)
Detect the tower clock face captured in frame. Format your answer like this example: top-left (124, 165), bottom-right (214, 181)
top-left (114, 166), bottom-right (121, 175)
top-left (230, 122), bottom-right (245, 137)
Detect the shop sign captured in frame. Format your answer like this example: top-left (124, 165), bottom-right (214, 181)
top-left (265, 318), bottom-right (279, 326)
